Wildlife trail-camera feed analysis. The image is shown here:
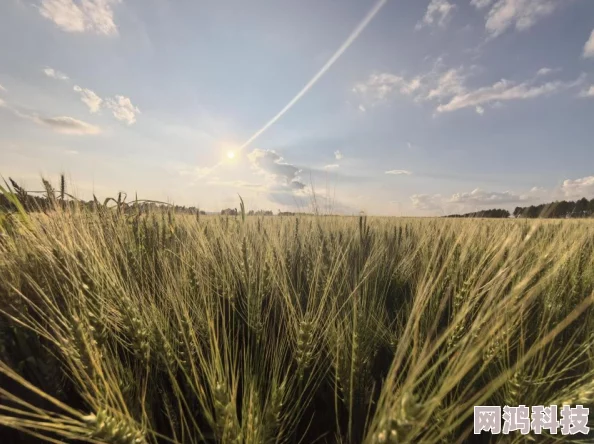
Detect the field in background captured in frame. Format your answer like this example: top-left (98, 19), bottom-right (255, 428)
top-left (1, 190), bottom-right (594, 443)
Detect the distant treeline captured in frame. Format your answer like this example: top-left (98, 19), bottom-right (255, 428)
top-left (445, 197), bottom-right (594, 219)
top-left (513, 197), bottom-right (594, 218)
top-left (446, 209), bottom-right (511, 218)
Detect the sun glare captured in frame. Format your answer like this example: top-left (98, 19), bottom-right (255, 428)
top-left (227, 151), bottom-right (236, 160)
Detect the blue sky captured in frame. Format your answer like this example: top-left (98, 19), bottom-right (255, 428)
top-left (1, 0), bottom-right (594, 215)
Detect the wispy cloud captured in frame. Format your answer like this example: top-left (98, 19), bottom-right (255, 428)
top-left (74, 85), bottom-right (103, 113)
top-left (410, 194), bottom-right (442, 211)
top-left (105, 95), bottom-right (140, 125)
top-left (323, 164), bottom-right (339, 171)
top-left (426, 68), bottom-right (466, 100)
top-left (43, 67), bottom-right (69, 80)
top-left (580, 85), bottom-right (594, 98)
top-left (584, 30), bottom-right (594, 58)
top-left (1, 96), bottom-right (101, 135)
top-left (334, 149), bottom-right (343, 160)
top-left (446, 188), bottom-right (528, 205)
top-left (355, 60), bottom-right (582, 114)
top-left (38, 116), bottom-right (101, 135)
top-left (416, 0), bottom-right (456, 29)
top-left (248, 149), bottom-right (306, 191)
top-left (385, 169), bottom-right (412, 175)
top-left (436, 75), bottom-right (585, 113)
top-left (27, 113), bottom-right (100, 135)
top-left (39, 0), bottom-right (121, 36)
top-left (353, 73), bottom-right (421, 107)
top-left (73, 85), bottom-right (139, 124)
top-left (561, 176), bottom-right (594, 199)
top-left (482, 0), bottom-right (560, 38)
top-left (536, 67), bottom-right (557, 77)
top-left (410, 185), bottom-right (548, 213)
top-left (470, 0), bottom-right (494, 9)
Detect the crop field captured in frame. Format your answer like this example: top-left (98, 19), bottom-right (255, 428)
top-left (1, 191), bottom-right (594, 443)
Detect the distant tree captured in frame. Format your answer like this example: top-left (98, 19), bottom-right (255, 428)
top-left (445, 208), bottom-right (509, 218)
top-left (573, 197), bottom-right (589, 218)
top-left (525, 205), bottom-right (538, 218)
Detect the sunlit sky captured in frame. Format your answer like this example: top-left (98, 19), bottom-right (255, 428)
top-left (1, 0), bottom-right (594, 215)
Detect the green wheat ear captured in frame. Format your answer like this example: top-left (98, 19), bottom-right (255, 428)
top-left (83, 410), bottom-right (147, 444)
top-left (238, 194), bottom-right (246, 223)
top-left (60, 173), bottom-right (66, 201)
top-left (0, 180), bottom-right (31, 228)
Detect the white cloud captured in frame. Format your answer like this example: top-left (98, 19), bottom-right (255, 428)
top-left (411, 185), bottom-right (548, 213)
top-left (358, 104), bottom-right (366, 112)
top-left (39, 0), bottom-right (120, 36)
top-left (410, 194), bottom-right (442, 211)
top-left (248, 149), bottom-right (306, 191)
top-left (584, 30), bottom-right (594, 58)
top-left (353, 73), bottom-right (422, 106)
top-left (561, 176), bottom-right (594, 199)
top-left (536, 68), bottom-right (550, 77)
top-left (65, 149), bottom-right (79, 154)
top-left (483, 0), bottom-right (559, 37)
top-left (426, 68), bottom-right (466, 100)
top-left (385, 170), bottom-right (412, 175)
top-left (436, 75), bottom-right (584, 113)
top-left (323, 164), bottom-right (339, 171)
top-left (334, 150), bottom-right (343, 160)
top-left (416, 0), bottom-right (456, 29)
top-left (105, 95), bottom-right (140, 125)
top-left (404, 77), bottom-right (422, 94)
top-left (525, 186), bottom-right (549, 201)
top-left (73, 85), bottom-right (139, 124)
top-left (471, 0), bottom-right (494, 9)
top-left (0, 97), bottom-right (101, 135)
top-left (356, 60), bottom-right (581, 115)
top-left (73, 85), bottom-right (103, 113)
top-left (447, 188), bottom-right (528, 205)
top-left (43, 67), bottom-right (69, 80)
top-left (37, 115), bottom-right (101, 135)
top-left (580, 86), bottom-right (594, 98)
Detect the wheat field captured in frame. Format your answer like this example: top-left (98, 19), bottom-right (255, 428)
top-left (1, 186), bottom-right (594, 443)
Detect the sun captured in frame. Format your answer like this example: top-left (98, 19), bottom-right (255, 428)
top-left (227, 151), bottom-right (236, 160)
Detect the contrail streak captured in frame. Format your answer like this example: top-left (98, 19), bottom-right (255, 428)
top-left (237, 0), bottom-right (388, 152)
